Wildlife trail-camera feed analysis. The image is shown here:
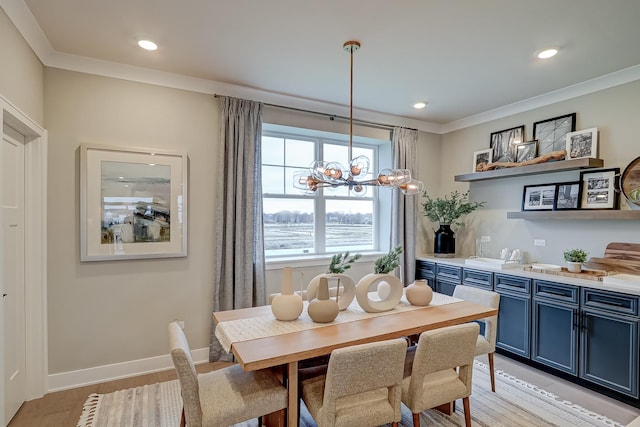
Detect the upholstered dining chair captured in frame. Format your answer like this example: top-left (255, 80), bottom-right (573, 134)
top-left (452, 284), bottom-right (501, 392)
top-left (168, 321), bottom-right (287, 427)
top-left (402, 323), bottom-right (480, 427)
top-left (301, 338), bottom-right (407, 427)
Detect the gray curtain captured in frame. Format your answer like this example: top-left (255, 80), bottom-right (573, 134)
top-left (209, 97), bottom-right (266, 361)
top-left (391, 127), bottom-right (419, 286)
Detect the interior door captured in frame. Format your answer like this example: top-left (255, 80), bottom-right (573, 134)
top-left (2, 123), bottom-right (26, 424)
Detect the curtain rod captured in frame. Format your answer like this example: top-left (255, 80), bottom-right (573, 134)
top-left (213, 94), bottom-right (417, 132)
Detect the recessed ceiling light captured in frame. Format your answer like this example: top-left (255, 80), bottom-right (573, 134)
top-left (138, 40), bottom-right (158, 51)
top-left (537, 48), bottom-right (558, 59)
top-left (413, 102), bottom-right (427, 109)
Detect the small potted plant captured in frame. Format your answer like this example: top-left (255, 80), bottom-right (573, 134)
top-left (356, 245), bottom-right (404, 313)
top-left (421, 190), bottom-right (485, 257)
top-left (563, 248), bottom-right (589, 273)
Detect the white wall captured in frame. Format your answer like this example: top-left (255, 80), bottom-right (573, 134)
top-left (436, 81), bottom-right (640, 264)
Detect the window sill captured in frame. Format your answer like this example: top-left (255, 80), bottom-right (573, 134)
top-left (265, 252), bottom-right (383, 270)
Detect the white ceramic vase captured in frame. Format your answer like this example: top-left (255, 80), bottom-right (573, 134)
top-left (566, 261), bottom-right (582, 273)
top-left (405, 279), bottom-right (433, 306)
top-left (308, 277), bottom-right (339, 323)
top-left (271, 267), bottom-right (304, 321)
top-left (306, 273), bottom-right (355, 310)
top-left (355, 273), bottom-right (403, 313)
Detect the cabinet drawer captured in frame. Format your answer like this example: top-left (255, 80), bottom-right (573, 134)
top-left (436, 264), bottom-right (462, 283)
top-left (415, 260), bottom-right (436, 279)
top-left (495, 274), bottom-right (531, 294)
top-left (462, 268), bottom-right (493, 290)
top-left (581, 288), bottom-right (639, 317)
top-left (534, 280), bottom-right (579, 304)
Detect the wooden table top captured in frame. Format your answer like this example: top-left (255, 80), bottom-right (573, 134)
top-left (214, 300), bottom-right (497, 371)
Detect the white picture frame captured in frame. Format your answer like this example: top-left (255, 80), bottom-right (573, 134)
top-left (566, 128), bottom-right (598, 160)
top-left (472, 148), bottom-right (493, 173)
top-left (80, 144), bottom-right (188, 261)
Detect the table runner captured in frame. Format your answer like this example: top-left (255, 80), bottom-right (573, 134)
top-left (215, 292), bottom-right (461, 353)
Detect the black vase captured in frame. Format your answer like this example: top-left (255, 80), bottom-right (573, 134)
top-left (434, 224), bottom-right (455, 257)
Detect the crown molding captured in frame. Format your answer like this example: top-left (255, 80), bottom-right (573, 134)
top-left (4, 0), bottom-right (640, 135)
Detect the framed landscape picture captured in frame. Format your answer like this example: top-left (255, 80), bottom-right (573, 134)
top-left (80, 144), bottom-right (188, 261)
top-left (566, 128), bottom-right (598, 160)
top-left (533, 113), bottom-right (576, 155)
top-left (579, 168), bottom-right (619, 210)
top-left (522, 184), bottom-right (556, 211)
top-left (553, 181), bottom-right (581, 210)
top-left (490, 125), bottom-right (524, 163)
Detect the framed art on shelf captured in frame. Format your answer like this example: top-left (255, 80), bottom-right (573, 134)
top-left (533, 113), bottom-right (576, 155)
top-left (579, 168), bottom-right (619, 210)
top-left (80, 144), bottom-right (188, 261)
top-left (472, 148), bottom-right (493, 172)
top-left (490, 125), bottom-right (524, 163)
top-left (516, 140), bottom-right (538, 163)
top-left (522, 184), bottom-right (556, 211)
top-left (553, 181), bottom-right (581, 210)
top-left (566, 127), bottom-right (598, 160)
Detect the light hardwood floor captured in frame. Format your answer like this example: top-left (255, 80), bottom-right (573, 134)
top-left (7, 355), bottom-right (640, 426)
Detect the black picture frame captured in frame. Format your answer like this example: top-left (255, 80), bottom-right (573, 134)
top-left (579, 168), bottom-right (620, 210)
top-left (533, 113), bottom-right (576, 155)
top-left (522, 184), bottom-right (556, 211)
top-left (553, 181), bottom-right (581, 210)
top-left (516, 140), bottom-right (538, 163)
top-left (490, 125), bottom-right (524, 163)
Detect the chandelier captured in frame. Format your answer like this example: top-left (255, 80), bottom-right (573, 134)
top-left (293, 41), bottom-right (424, 196)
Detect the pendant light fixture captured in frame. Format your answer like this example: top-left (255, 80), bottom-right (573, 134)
top-left (293, 41), bottom-right (424, 195)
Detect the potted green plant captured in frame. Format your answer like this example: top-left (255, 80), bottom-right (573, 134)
top-left (327, 251), bottom-right (362, 273)
top-left (421, 190), bottom-right (485, 257)
top-left (563, 248), bottom-right (589, 273)
top-left (356, 245), bottom-right (404, 313)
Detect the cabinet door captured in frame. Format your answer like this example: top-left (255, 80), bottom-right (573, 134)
top-left (496, 291), bottom-right (531, 358)
top-left (580, 309), bottom-right (639, 398)
top-left (436, 279), bottom-right (457, 296)
top-left (532, 299), bottom-right (578, 375)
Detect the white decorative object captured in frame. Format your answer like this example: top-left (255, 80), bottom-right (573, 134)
top-left (355, 274), bottom-right (403, 313)
top-left (271, 267), bottom-right (304, 321)
top-left (377, 281), bottom-right (391, 300)
top-left (566, 261), bottom-right (582, 273)
top-left (307, 274), bottom-right (355, 310)
top-left (405, 279), bottom-right (433, 306)
top-left (308, 277), bottom-right (339, 323)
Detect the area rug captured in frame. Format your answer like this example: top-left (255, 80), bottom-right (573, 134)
top-left (78, 361), bottom-right (625, 427)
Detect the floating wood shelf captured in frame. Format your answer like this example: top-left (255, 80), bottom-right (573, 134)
top-left (507, 210), bottom-right (640, 220)
top-left (455, 158), bottom-right (604, 182)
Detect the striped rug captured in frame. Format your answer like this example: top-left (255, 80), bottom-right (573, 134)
top-left (78, 361), bottom-right (625, 427)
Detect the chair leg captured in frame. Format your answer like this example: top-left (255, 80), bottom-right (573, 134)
top-left (462, 397), bottom-right (472, 427)
top-left (412, 412), bottom-right (421, 426)
top-left (488, 352), bottom-right (496, 392)
top-left (179, 408), bottom-right (185, 427)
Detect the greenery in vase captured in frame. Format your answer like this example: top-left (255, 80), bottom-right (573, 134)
top-left (327, 251), bottom-right (362, 274)
top-left (563, 248), bottom-right (589, 263)
top-left (421, 190), bottom-right (486, 227)
top-left (374, 245), bottom-right (403, 274)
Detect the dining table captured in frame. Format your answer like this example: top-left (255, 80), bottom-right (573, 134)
top-left (213, 292), bottom-right (498, 427)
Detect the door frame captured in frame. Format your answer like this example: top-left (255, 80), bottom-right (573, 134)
top-left (1, 94), bottom-right (48, 420)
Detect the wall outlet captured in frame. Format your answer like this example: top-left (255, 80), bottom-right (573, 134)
top-left (534, 239), bottom-right (546, 247)
top-left (481, 235), bottom-right (491, 243)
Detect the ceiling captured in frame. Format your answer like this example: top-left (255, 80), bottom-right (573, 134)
top-left (5, 0), bottom-right (640, 131)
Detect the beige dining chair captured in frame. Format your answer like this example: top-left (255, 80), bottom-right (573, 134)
top-left (452, 285), bottom-right (501, 392)
top-left (168, 321), bottom-right (287, 427)
top-left (301, 338), bottom-right (407, 427)
top-left (402, 322), bottom-right (480, 427)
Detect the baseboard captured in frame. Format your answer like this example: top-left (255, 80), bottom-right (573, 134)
top-left (47, 347), bottom-right (210, 392)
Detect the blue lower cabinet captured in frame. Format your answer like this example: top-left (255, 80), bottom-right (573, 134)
top-left (436, 279), bottom-right (457, 296)
top-left (532, 299), bottom-right (578, 375)
top-left (496, 290), bottom-right (531, 358)
top-left (580, 308), bottom-right (639, 398)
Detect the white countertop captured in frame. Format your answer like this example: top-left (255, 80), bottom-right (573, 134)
top-left (417, 255), bottom-right (640, 297)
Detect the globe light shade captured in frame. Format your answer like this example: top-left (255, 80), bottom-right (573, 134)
top-left (400, 179), bottom-right (424, 195)
top-left (350, 155), bottom-right (370, 177)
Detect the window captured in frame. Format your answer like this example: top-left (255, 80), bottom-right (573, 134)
top-left (262, 124), bottom-right (391, 258)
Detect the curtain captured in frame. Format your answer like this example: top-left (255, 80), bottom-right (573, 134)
top-left (391, 127), bottom-right (419, 286)
top-left (209, 97), bottom-right (265, 361)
